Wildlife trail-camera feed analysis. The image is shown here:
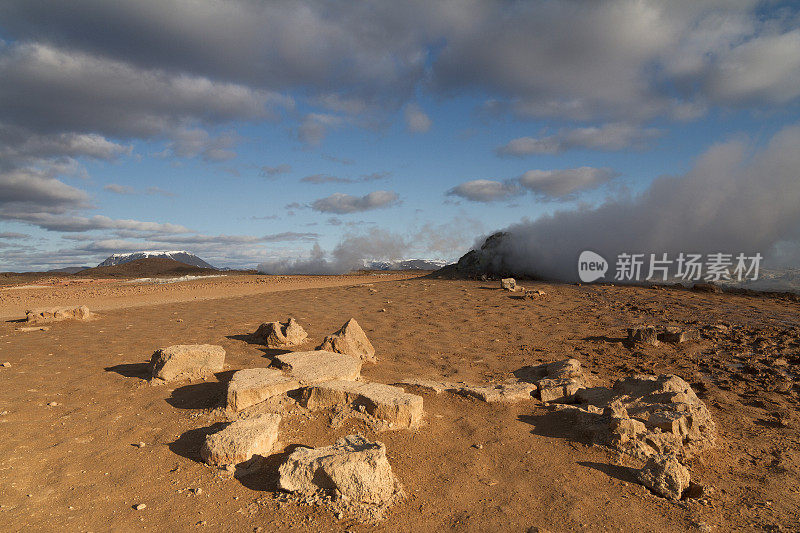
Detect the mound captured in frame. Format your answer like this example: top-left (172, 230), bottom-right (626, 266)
top-left (74, 257), bottom-right (219, 278)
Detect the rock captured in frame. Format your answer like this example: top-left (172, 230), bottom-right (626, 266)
top-left (135, 442), bottom-right (146, 448)
top-left (627, 327), bottom-right (660, 346)
top-left (150, 344), bottom-right (225, 383)
top-left (274, 350), bottom-right (362, 385)
top-left (301, 381), bottom-right (424, 429)
top-left (200, 414), bottom-right (281, 467)
top-left (500, 278), bottom-right (517, 291)
top-left (692, 282), bottom-right (722, 293)
top-left (316, 319), bottom-right (376, 363)
top-left (456, 382), bottom-right (537, 403)
top-left (524, 289), bottom-right (546, 299)
top-left (516, 358), bottom-right (586, 403)
top-left (252, 318), bottom-right (307, 348)
top-left (657, 326), bottom-right (700, 344)
top-left (25, 305), bottom-right (94, 323)
top-left (636, 454), bottom-right (690, 500)
top-left (133, 503), bottom-right (146, 511)
top-left (278, 434), bottom-right (402, 515)
top-left (1, 362), bottom-right (10, 368)
top-left (557, 374), bottom-right (716, 460)
top-left (226, 368), bottom-right (299, 412)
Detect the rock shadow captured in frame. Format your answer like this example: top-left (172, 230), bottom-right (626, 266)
top-left (576, 461), bottom-right (638, 484)
top-left (104, 362), bottom-right (151, 379)
top-left (165, 371), bottom-right (236, 410)
top-left (169, 423), bottom-right (228, 463)
top-left (238, 444), bottom-right (311, 492)
top-left (518, 411), bottom-right (590, 445)
top-left (583, 335), bottom-right (628, 343)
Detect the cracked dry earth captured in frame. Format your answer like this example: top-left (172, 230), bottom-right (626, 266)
top-left (1, 275), bottom-right (799, 532)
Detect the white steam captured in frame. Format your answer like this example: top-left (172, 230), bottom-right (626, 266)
top-left (489, 124), bottom-right (800, 281)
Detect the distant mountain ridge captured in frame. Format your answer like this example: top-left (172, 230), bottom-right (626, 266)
top-left (97, 251), bottom-right (215, 269)
top-left (364, 259), bottom-right (449, 271)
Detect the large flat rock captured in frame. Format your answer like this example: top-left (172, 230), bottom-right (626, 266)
top-left (301, 380), bottom-right (424, 429)
top-left (200, 414), bottom-right (281, 467)
top-left (278, 434), bottom-right (402, 515)
top-left (273, 350), bottom-right (361, 385)
top-left (150, 344), bottom-right (225, 382)
top-left (226, 368), bottom-right (300, 412)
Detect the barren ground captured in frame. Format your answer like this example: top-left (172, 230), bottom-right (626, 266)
top-left (1, 273), bottom-right (799, 532)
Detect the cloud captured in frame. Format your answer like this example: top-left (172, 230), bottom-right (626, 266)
top-left (447, 167), bottom-right (618, 203)
top-left (446, 179), bottom-right (520, 203)
top-left (497, 123), bottom-right (662, 156)
top-left (310, 191), bottom-right (400, 214)
top-left (161, 128), bottom-right (239, 162)
top-left (298, 113), bottom-right (344, 146)
top-left (0, 231), bottom-right (29, 239)
top-left (301, 172), bottom-right (392, 184)
top-left (300, 174), bottom-right (352, 184)
top-left (260, 164), bottom-right (292, 178)
top-left (321, 154), bottom-right (355, 165)
top-left (0, 212), bottom-right (191, 233)
top-left (0, 42), bottom-right (290, 138)
top-left (518, 167), bottom-right (619, 200)
top-left (477, 123), bottom-right (800, 280)
top-left (145, 186), bottom-right (175, 197)
top-left (0, 168), bottom-right (89, 212)
top-left (404, 103), bottom-right (432, 133)
top-left (361, 171), bottom-right (391, 181)
top-left (104, 183), bottom-right (135, 195)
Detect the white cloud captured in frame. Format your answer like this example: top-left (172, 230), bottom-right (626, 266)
top-left (104, 183), bottom-right (135, 195)
top-left (311, 191), bottom-right (399, 214)
top-left (497, 123), bottom-right (662, 156)
top-left (446, 179), bottom-right (520, 203)
top-left (518, 167), bottom-right (619, 200)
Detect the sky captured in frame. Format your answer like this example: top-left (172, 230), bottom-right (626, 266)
top-left (0, 0), bottom-right (799, 272)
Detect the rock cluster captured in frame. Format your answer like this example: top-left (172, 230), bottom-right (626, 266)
top-left (277, 434), bottom-right (403, 520)
top-left (627, 326), bottom-right (700, 346)
top-left (25, 305), bottom-right (94, 323)
top-left (515, 358), bottom-right (587, 402)
top-left (316, 319), bottom-right (376, 363)
top-left (252, 317), bottom-right (308, 348)
top-left (150, 344), bottom-right (225, 383)
top-left (557, 374), bottom-right (716, 461)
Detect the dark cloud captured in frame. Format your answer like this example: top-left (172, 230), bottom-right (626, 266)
top-left (310, 191), bottom-right (400, 214)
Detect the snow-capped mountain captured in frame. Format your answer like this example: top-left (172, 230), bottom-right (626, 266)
top-left (364, 259), bottom-right (449, 271)
top-left (97, 251), bottom-right (216, 269)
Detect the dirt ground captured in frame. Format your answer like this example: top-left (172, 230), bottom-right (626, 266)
top-left (1, 274), bottom-right (799, 532)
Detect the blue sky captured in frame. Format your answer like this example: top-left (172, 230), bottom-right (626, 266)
top-left (1, 1), bottom-right (799, 271)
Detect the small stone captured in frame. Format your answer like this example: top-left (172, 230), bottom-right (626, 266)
top-left (47, 401), bottom-right (59, 407)
top-left (134, 442), bottom-right (146, 448)
top-left (1, 362), bottom-right (10, 367)
top-left (627, 327), bottom-right (660, 346)
top-left (500, 278), bottom-right (517, 291)
top-left (191, 488), bottom-right (203, 495)
top-left (133, 503), bottom-right (146, 511)
top-left (472, 444), bottom-right (483, 450)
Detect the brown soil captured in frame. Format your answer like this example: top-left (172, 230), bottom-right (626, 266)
top-left (1, 276), bottom-right (798, 531)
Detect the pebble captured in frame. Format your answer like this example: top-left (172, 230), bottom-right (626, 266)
top-left (133, 503), bottom-right (146, 511)
top-left (1, 362), bottom-right (10, 368)
top-left (191, 488), bottom-right (203, 495)
top-left (134, 442), bottom-right (146, 448)
top-left (47, 402), bottom-right (59, 407)
top-left (472, 444), bottom-right (483, 450)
